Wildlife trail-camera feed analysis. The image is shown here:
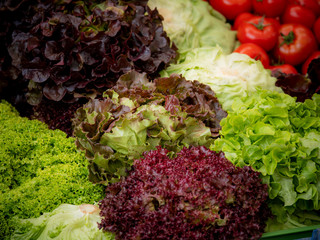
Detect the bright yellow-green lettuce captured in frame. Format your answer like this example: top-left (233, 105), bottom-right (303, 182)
top-left (212, 90), bottom-right (320, 231)
top-left (161, 47), bottom-right (283, 111)
top-left (0, 100), bottom-right (105, 239)
top-left (148, 0), bottom-right (237, 54)
top-left (11, 204), bottom-right (114, 240)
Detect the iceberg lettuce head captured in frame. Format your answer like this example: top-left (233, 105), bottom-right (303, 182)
top-left (148, 0), bottom-right (236, 54)
top-left (161, 47), bottom-right (283, 111)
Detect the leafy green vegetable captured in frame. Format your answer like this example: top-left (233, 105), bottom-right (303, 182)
top-left (73, 71), bottom-right (226, 185)
top-left (0, 100), bottom-right (105, 239)
top-left (148, 0), bottom-right (237, 54)
top-left (161, 46), bottom-right (283, 111)
top-left (212, 89), bottom-right (320, 231)
top-left (11, 204), bottom-right (114, 240)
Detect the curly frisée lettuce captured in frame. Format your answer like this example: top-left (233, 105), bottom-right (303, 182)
top-left (161, 46), bottom-right (283, 111)
top-left (212, 89), bottom-right (320, 231)
top-left (0, 100), bottom-right (104, 239)
top-left (11, 204), bottom-right (114, 240)
top-left (72, 71), bottom-right (226, 185)
top-left (148, 0), bottom-right (237, 54)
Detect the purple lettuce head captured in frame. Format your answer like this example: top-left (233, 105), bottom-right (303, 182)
top-left (99, 146), bottom-right (271, 240)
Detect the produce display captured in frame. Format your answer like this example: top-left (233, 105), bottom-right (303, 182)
top-left (1, 0), bottom-right (320, 239)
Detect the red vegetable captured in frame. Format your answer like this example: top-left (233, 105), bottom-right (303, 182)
top-left (209, 0), bottom-right (252, 20)
top-left (234, 43), bottom-right (270, 68)
top-left (99, 146), bottom-right (271, 240)
top-left (252, 0), bottom-right (287, 17)
top-left (313, 17), bottom-right (320, 43)
top-left (273, 24), bottom-right (318, 66)
top-left (232, 12), bottom-right (254, 30)
top-left (289, 0), bottom-right (320, 16)
top-left (301, 51), bottom-right (320, 75)
top-left (282, 4), bottom-right (316, 29)
top-left (237, 16), bottom-right (278, 51)
top-left (268, 64), bottom-right (298, 75)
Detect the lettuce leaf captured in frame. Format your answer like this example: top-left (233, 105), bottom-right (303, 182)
top-left (212, 90), bottom-right (320, 231)
top-left (148, 0), bottom-right (236, 54)
top-left (72, 71), bottom-right (226, 185)
top-left (161, 46), bottom-right (283, 111)
top-left (0, 100), bottom-right (105, 239)
top-left (11, 204), bottom-right (114, 240)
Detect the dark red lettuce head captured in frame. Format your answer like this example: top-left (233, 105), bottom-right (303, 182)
top-left (274, 58), bottom-right (320, 102)
top-left (98, 146), bottom-right (271, 240)
top-left (1, 0), bottom-right (177, 134)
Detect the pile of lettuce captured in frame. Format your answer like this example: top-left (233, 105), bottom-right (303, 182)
top-left (0, 0), bottom-right (177, 134)
top-left (161, 46), bottom-right (283, 111)
top-left (72, 71), bottom-right (227, 185)
top-left (212, 89), bottom-right (320, 231)
top-left (98, 146), bottom-right (270, 240)
top-left (11, 204), bottom-right (114, 240)
top-left (148, 0), bottom-right (237, 54)
top-left (0, 100), bottom-right (105, 239)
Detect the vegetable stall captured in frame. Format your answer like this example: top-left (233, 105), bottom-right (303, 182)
top-left (0, 0), bottom-right (320, 239)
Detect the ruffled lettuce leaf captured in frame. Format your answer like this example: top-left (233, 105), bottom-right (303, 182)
top-left (212, 90), bottom-right (320, 231)
top-left (72, 71), bottom-right (226, 185)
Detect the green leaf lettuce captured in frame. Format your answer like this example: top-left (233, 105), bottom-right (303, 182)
top-left (212, 90), bottom-right (320, 231)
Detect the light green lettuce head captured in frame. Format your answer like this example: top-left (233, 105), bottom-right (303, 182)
top-left (10, 204), bottom-right (114, 240)
top-left (161, 46), bottom-right (283, 111)
top-left (148, 0), bottom-right (237, 54)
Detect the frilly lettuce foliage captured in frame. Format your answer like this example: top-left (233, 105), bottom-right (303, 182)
top-left (72, 71), bottom-right (226, 185)
top-left (212, 90), bottom-right (320, 231)
top-left (161, 46), bottom-right (283, 111)
top-left (0, 100), bottom-right (104, 239)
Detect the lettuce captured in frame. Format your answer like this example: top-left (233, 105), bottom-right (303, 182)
top-left (212, 90), bottom-right (320, 231)
top-left (99, 146), bottom-right (270, 240)
top-left (11, 204), bottom-right (114, 240)
top-left (1, 0), bottom-right (177, 135)
top-left (161, 47), bottom-right (283, 111)
top-left (148, 0), bottom-right (237, 54)
top-left (0, 100), bottom-right (105, 239)
top-left (72, 71), bottom-right (226, 185)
